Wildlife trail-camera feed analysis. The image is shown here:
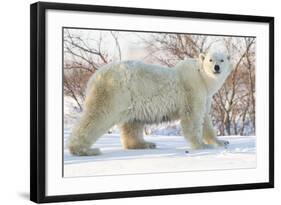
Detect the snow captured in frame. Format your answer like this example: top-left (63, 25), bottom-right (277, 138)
top-left (63, 128), bottom-right (256, 177)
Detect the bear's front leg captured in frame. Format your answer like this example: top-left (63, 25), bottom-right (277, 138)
top-left (181, 95), bottom-right (210, 149)
top-left (203, 114), bottom-right (229, 147)
top-left (202, 98), bottom-right (229, 147)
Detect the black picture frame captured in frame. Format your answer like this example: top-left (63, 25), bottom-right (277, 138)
top-left (30, 1), bottom-right (274, 203)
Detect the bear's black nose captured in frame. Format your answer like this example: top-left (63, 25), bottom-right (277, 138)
top-left (214, 65), bottom-right (220, 72)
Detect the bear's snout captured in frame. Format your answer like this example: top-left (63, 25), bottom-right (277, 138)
top-left (214, 65), bottom-right (220, 73)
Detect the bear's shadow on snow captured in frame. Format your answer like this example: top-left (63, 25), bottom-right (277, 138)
top-left (64, 134), bottom-right (256, 165)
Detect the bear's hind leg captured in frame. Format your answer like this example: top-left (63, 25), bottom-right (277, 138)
top-left (68, 110), bottom-right (118, 156)
top-left (120, 122), bottom-right (156, 149)
top-left (68, 84), bottom-right (122, 156)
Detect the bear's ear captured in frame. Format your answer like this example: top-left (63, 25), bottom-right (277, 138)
top-left (199, 53), bottom-right (205, 63)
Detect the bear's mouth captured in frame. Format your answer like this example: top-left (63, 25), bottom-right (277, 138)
top-left (213, 71), bottom-right (221, 74)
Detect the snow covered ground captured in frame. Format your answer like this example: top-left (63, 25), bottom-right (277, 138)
top-left (63, 128), bottom-right (256, 178)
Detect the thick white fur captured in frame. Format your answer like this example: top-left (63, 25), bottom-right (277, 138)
top-left (68, 51), bottom-right (232, 156)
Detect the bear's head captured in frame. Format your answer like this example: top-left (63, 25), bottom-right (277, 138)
top-left (199, 51), bottom-right (232, 79)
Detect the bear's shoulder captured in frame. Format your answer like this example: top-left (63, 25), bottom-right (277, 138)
top-left (175, 58), bottom-right (201, 77)
top-left (175, 58), bottom-right (199, 70)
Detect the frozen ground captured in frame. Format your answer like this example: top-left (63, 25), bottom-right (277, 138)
top-left (63, 129), bottom-right (256, 177)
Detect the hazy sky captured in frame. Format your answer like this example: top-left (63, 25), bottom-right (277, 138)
top-left (64, 29), bottom-right (152, 62)
top-left (64, 28), bottom-right (254, 65)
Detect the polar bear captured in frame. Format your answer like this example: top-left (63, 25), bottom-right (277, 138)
top-left (68, 50), bottom-right (232, 156)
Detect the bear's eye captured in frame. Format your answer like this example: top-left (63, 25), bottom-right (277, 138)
top-left (220, 59), bottom-right (224, 62)
top-left (209, 59), bottom-right (213, 62)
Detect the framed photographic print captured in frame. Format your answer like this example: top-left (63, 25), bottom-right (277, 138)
top-left (30, 1), bottom-right (274, 203)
